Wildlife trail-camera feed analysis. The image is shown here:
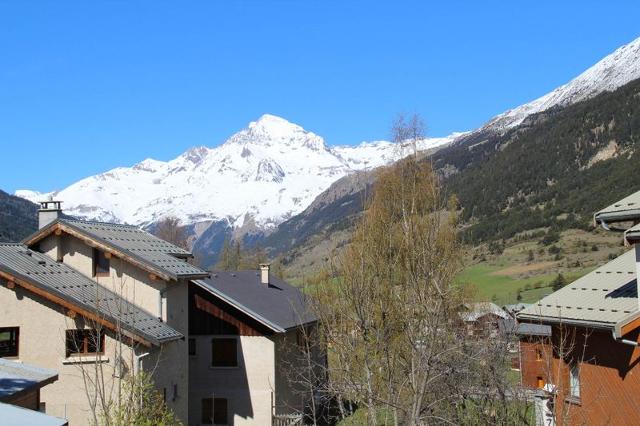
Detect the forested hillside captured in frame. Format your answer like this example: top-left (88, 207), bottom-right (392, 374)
top-left (441, 77), bottom-right (640, 243)
top-left (269, 77), bottom-right (640, 274)
top-left (0, 190), bottom-right (38, 242)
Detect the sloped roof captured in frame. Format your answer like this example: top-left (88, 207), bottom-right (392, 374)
top-left (0, 243), bottom-right (181, 346)
top-left (0, 402), bottom-right (68, 426)
top-left (193, 271), bottom-right (318, 333)
top-left (516, 322), bottom-right (552, 336)
top-left (594, 190), bottom-right (640, 225)
top-left (461, 302), bottom-right (509, 322)
top-left (518, 249), bottom-right (637, 330)
top-left (624, 222), bottom-right (640, 244)
top-left (503, 303), bottom-right (531, 315)
top-left (0, 359), bottom-right (57, 401)
top-left (24, 219), bottom-right (208, 281)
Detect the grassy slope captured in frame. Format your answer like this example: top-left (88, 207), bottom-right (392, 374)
top-left (457, 228), bottom-right (625, 305)
top-left (287, 227), bottom-right (624, 309)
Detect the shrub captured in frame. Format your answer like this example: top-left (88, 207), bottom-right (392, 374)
top-left (548, 245), bottom-right (562, 255)
top-left (551, 274), bottom-right (567, 291)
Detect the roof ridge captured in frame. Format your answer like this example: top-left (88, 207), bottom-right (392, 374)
top-left (62, 218), bottom-right (139, 229)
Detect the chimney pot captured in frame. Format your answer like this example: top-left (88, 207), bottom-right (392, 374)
top-left (259, 263), bottom-right (270, 285)
top-left (38, 200), bottom-right (63, 229)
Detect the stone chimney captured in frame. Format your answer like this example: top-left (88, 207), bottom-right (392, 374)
top-left (38, 200), bottom-right (62, 229)
top-left (259, 263), bottom-right (270, 286)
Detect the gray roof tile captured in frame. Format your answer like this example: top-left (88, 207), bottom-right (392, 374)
top-left (194, 271), bottom-right (317, 332)
top-left (0, 244), bottom-right (181, 345)
top-left (30, 219), bottom-right (208, 280)
top-left (518, 249), bottom-right (637, 327)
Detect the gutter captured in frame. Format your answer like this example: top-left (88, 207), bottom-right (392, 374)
top-left (517, 315), bottom-right (615, 332)
top-left (594, 209), bottom-right (640, 227)
top-left (624, 230), bottom-right (640, 246)
top-left (596, 219), bottom-right (628, 233)
top-left (611, 329), bottom-right (639, 347)
top-left (519, 316), bottom-right (640, 347)
top-left (594, 210), bottom-right (640, 235)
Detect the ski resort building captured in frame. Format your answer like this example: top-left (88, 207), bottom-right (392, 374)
top-left (0, 201), bottom-right (319, 425)
top-left (518, 190), bottom-right (640, 425)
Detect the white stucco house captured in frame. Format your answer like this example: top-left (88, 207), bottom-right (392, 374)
top-left (0, 201), bottom-right (320, 425)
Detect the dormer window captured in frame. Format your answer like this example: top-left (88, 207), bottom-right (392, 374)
top-left (92, 249), bottom-right (110, 277)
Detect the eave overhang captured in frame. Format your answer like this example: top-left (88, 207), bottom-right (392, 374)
top-left (192, 279), bottom-right (287, 333)
top-left (0, 266), bottom-right (181, 347)
top-left (23, 220), bottom-right (209, 282)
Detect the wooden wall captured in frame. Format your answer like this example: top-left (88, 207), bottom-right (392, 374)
top-left (188, 284), bottom-right (273, 337)
top-left (522, 326), bottom-right (640, 425)
top-left (6, 389), bottom-right (39, 410)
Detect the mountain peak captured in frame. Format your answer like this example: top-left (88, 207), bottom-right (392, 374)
top-left (248, 114), bottom-right (305, 138)
top-left (252, 113), bottom-right (294, 127)
top-left (226, 114), bottom-right (327, 151)
top-left (181, 145), bottom-right (210, 164)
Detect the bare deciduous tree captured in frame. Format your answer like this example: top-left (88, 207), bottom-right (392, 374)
top-left (293, 115), bottom-right (533, 425)
top-left (154, 216), bottom-right (188, 251)
top-left (68, 264), bottom-right (181, 426)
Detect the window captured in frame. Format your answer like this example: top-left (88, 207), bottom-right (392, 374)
top-left (0, 327), bottom-right (19, 357)
top-left (569, 362), bottom-right (580, 399)
top-left (66, 329), bottom-right (104, 357)
top-left (211, 338), bottom-right (237, 367)
top-left (189, 338), bottom-right (196, 356)
top-left (202, 398), bottom-right (228, 425)
top-left (536, 348), bottom-right (543, 361)
top-left (536, 376), bottom-right (545, 389)
top-left (92, 249), bottom-right (110, 277)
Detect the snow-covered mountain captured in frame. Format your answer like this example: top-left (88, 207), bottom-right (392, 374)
top-left (483, 36), bottom-right (640, 133)
top-left (16, 35), bottom-right (640, 242)
top-left (16, 114), bottom-right (457, 229)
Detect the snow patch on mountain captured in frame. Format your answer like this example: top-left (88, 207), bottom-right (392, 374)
top-left (333, 133), bottom-right (467, 169)
top-left (484, 36), bottom-right (640, 133)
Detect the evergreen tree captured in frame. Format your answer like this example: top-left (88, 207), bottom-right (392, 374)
top-left (551, 273), bottom-right (567, 292)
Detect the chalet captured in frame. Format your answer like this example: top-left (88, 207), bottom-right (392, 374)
top-left (461, 302), bottom-right (510, 337)
top-left (189, 267), bottom-right (320, 425)
top-left (517, 190), bottom-right (640, 425)
top-left (0, 201), bottom-right (319, 425)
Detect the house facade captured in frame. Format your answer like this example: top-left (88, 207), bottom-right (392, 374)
top-left (518, 190), bottom-right (640, 425)
top-left (461, 302), bottom-right (510, 337)
top-left (0, 201), bottom-right (319, 425)
top-left (188, 269), bottom-right (320, 425)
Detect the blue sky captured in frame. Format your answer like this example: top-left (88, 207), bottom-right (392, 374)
top-left (2, 1), bottom-right (640, 193)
